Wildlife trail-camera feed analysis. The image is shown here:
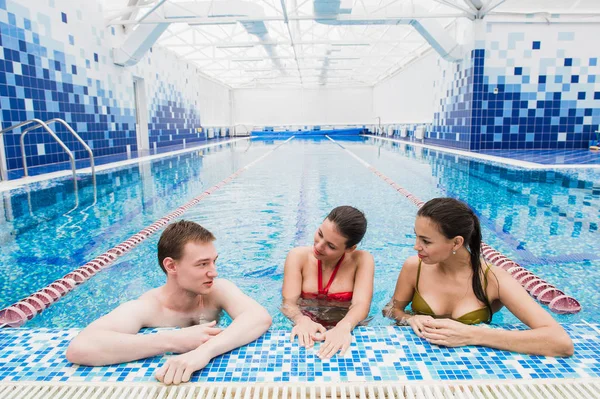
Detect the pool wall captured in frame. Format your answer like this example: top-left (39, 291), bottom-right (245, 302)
top-left (375, 22), bottom-right (600, 151)
top-left (430, 23), bottom-right (600, 151)
top-left (0, 0), bottom-right (232, 177)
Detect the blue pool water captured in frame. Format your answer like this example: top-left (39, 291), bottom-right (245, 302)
top-left (1, 136), bottom-right (599, 328)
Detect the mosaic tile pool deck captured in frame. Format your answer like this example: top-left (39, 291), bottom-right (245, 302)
top-left (476, 149), bottom-right (600, 165)
top-left (0, 324), bottom-right (598, 384)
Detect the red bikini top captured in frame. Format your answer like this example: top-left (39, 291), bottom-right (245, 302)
top-left (300, 254), bottom-right (353, 302)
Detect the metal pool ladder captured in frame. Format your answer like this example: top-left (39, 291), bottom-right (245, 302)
top-left (0, 118), bottom-right (95, 184)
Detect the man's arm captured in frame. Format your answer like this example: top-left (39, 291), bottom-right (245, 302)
top-left (66, 299), bottom-right (221, 366)
top-left (155, 279), bottom-right (272, 384)
top-left (191, 278), bottom-right (272, 358)
top-left (66, 299), bottom-right (167, 366)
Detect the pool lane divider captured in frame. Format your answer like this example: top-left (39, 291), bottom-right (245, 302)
top-left (0, 136), bottom-right (296, 328)
top-left (325, 135), bottom-right (581, 315)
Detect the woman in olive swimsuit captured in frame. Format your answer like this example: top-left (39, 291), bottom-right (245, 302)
top-left (385, 198), bottom-right (573, 357)
top-left (281, 206), bottom-right (374, 359)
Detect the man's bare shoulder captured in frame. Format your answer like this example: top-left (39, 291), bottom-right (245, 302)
top-left (205, 278), bottom-right (244, 309)
top-left (208, 278), bottom-right (238, 296)
top-left (116, 288), bottom-right (164, 321)
top-left (138, 287), bottom-right (163, 303)
top-left (84, 293), bottom-right (162, 332)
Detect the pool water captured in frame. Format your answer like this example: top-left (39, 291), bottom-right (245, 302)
top-left (1, 136), bottom-right (598, 328)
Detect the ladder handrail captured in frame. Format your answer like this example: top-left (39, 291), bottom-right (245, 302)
top-left (17, 120), bottom-right (77, 181)
top-left (20, 118), bottom-right (95, 181)
top-left (0, 119), bottom-right (77, 187)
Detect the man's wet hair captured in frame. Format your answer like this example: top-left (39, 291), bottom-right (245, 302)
top-left (157, 220), bottom-right (215, 273)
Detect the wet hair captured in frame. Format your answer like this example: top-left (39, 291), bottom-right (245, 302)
top-left (417, 198), bottom-right (492, 323)
top-left (157, 220), bottom-right (215, 273)
top-left (325, 206), bottom-right (367, 248)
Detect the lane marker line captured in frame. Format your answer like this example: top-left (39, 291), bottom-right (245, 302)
top-left (0, 137), bottom-right (295, 327)
top-left (326, 135), bottom-right (581, 314)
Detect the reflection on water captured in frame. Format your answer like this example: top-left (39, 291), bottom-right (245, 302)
top-left (297, 298), bottom-right (372, 328)
top-left (0, 140), bottom-right (272, 309)
top-left (12, 137), bottom-right (600, 328)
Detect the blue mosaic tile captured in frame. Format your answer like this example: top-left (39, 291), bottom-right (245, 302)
top-left (0, 0), bottom-right (228, 177)
top-left (427, 28), bottom-right (600, 151)
top-left (0, 325), bottom-right (598, 383)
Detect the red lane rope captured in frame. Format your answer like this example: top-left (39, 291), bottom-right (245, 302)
top-left (0, 137), bottom-right (295, 327)
top-left (327, 136), bottom-right (581, 314)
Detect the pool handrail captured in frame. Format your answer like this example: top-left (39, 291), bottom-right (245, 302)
top-left (20, 118), bottom-right (96, 183)
top-left (0, 119), bottom-right (77, 187)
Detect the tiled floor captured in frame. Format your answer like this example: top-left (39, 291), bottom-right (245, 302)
top-left (0, 324), bottom-right (598, 383)
top-left (476, 149), bottom-right (600, 165)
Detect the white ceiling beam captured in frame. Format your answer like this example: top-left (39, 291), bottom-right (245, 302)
top-left (186, 54), bottom-right (410, 61)
top-left (103, 0), bottom-right (158, 25)
top-left (135, 0), bottom-right (168, 24)
top-left (158, 26), bottom-right (192, 42)
top-left (429, 0), bottom-right (477, 16)
top-left (279, 0), bottom-right (304, 84)
top-left (219, 75), bottom-right (378, 82)
top-left (108, 13), bottom-right (469, 25)
top-left (361, 27), bottom-right (417, 75)
top-left (199, 66), bottom-right (392, 72)
top-left (464, 0), bottom-right (485, 11)
top-left (156, 39), bottom-right (424, 48)
top-left (260, 0), bottom-right (284, 16)
top-left (480, 0), bottom-right (507, 17)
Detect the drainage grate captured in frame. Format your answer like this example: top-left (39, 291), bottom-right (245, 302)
top-left (0, 380), bottom-right (599, 399)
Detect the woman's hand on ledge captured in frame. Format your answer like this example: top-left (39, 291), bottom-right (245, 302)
top-left (290, 316), bottom-right (326, 348)
top-left (313, 321), bottom-right (353, 359)
top-left (420, 318), bottom-right (475, 347)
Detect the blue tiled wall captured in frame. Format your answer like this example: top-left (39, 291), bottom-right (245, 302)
top-left (0, 0), bottom-right (230, 176)
top-left (480, 26), bottom-right (600, 150)
top-left (428, 49), bottom-right (484, 150)
top-left (427, 25), bottom-right (600, 151)
top-left (0, 1), bottom-right (136, 170)
top-left (149, 82), bottom-right (206, 148)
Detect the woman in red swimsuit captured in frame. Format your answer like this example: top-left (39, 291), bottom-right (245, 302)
top-left (281, 206), bottom-right (374, 359)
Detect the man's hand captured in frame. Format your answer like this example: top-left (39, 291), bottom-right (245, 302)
top-left (155, 349), bottom-right (211, 385)
top-left (166, 321), bottom-right (222, 353)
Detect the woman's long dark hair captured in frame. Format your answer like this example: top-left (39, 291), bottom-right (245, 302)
top-left (417, 198), bottom-right (492, 323)
top-left (326, 206), bottom-right (367, 248)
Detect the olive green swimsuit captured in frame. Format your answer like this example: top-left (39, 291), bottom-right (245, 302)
top-left (411, 259), bottom-right (492, 325)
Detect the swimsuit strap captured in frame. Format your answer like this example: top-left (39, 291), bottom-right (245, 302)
top-left (318, 253), bottom-right (346, 295)
top-left (415, 259), bottom-right (422, 290)
top-left (483, 262), bottom-right (491, 290)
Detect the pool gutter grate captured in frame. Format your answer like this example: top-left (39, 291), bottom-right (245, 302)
top-left (1, 380), bottom-right (599, 399)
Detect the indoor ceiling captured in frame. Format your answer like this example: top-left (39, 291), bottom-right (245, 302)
top-left (103, 0), bottom-right (600, 89)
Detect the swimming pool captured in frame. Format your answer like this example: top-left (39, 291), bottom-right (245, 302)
top-left (1, 135), bottom-right (599, 328)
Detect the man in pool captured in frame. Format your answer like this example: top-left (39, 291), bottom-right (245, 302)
top-left (66, 220), bottom-right (272, 385)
